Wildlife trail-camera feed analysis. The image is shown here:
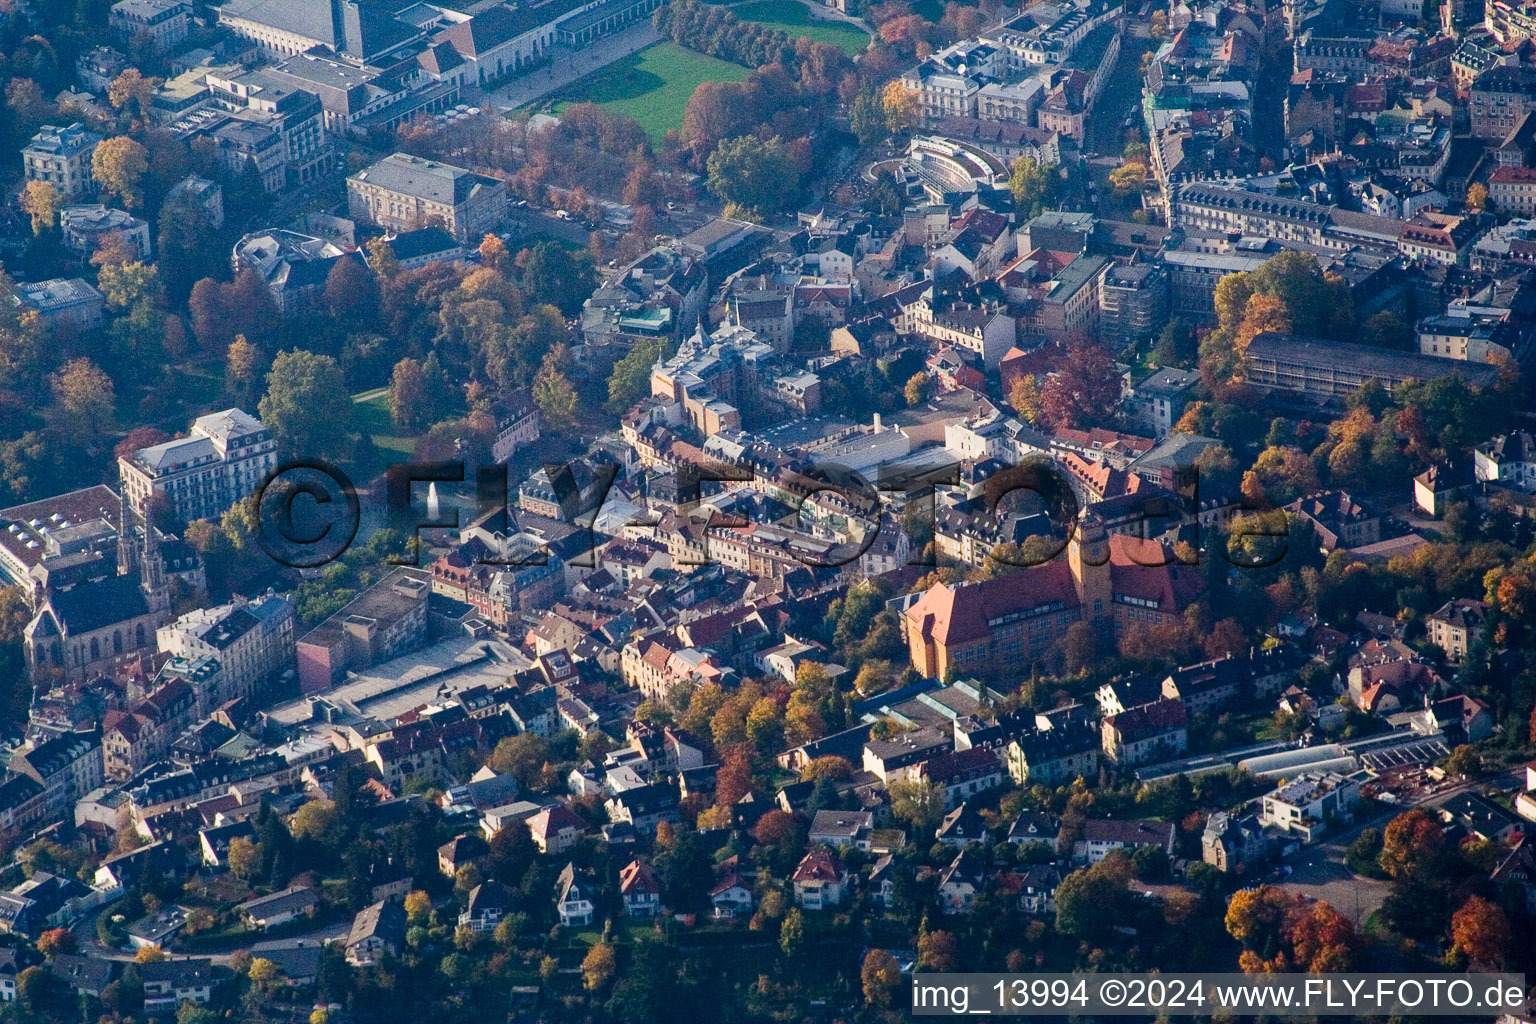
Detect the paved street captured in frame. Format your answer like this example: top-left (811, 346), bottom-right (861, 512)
top-left (70, 903), bottom-right (354, 965)
top-left (483, 23), bottom-right (662, 111)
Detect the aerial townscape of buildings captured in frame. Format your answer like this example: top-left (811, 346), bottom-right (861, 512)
top-left (3, 0), bottom-right (1536, 1018)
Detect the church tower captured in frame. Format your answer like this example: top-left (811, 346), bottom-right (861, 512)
top-left (116, 486), bottom-right (138, 577)
top-left (141, 512), bottom-right (170, 615)
top-left (1069, 512), bottom-right (1112, 622)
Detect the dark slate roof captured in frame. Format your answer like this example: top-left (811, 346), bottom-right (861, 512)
top-left (48, 572), bottom-right (150, 634)
top-left (218, 0), bottom-right (339, 47)
top-left (435, 6), bottom-right (522, 57)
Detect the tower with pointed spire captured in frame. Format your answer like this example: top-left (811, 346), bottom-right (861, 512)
top-left (116, 485), bottom-right (138, 577)
top-left (141, 512), bottom-right (168, 614)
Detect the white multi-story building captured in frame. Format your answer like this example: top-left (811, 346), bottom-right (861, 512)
top-left (59, 205), bottom-right (152, 259)
top-left (1258, 770), bottom-right (1360, 842)
top-left (1476, 431), bottom-right (1536, 491)
top-left (117, 409), bottom-right (277, 525)
top-left (157, 594), bottom-right (296, 712)
top-left (348, 153), bottom-right (508, 244)
top-left (22, 124), bottom-right (102, 198)
top-left (109, 0), bottom-right (190, 50)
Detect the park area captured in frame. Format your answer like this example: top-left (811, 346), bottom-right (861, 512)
top-left (541, 41), bottom-right (749, 142)
top-left (731, 0), bottom-right (869, 54)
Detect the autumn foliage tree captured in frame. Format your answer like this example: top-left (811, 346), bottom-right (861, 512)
top-left (1378, 808), bottom-right (1445, 880)
top-left (1040, 339), bottom-right (1123, 430)
top-left (92, 135), bottom-right (149, 208)
top-left (862, 948), bottom-right (902, 1006)
top-left (1450, 895), bottom-right (1509, 967)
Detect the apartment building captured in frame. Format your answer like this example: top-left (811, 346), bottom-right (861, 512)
top-left (1488, 165), bottom-right (1536, 217)
top-left (22, 124), bottom-right (102, 198)
top-left (1426, 598), bottom-right (1489, 662)
top-left (102, 677), bottom-right (196, 779)
top-left (1258, 770), bottom-right (1360, 842)
top-left (1470, 65), bottom-right (1536, 140)
top-left (109, 0), bottom-right (190, 50)
top-left (118, 409), bottom-right (276, 525)
top-left (156, 594), bottom-right (296, 711)
top-left (12, 730), bottom-right (104, 819)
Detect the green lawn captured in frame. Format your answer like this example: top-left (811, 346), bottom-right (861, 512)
top-left (354, 390), bottom-right (417, 458)
top-left (539, 41), bottom-right (750, 143)
top-left (732, 0), bottom-right (869, 54)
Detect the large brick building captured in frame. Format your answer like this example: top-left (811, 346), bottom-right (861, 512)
top-left (903, 516), bottom-right (1203, 678)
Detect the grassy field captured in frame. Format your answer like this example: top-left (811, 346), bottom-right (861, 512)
top-left (541, 41), bottom-right (750, 142)
top-left (732, 0), bottom-right (869, 54)
top-left (354, 389), bottom-right (417, 459)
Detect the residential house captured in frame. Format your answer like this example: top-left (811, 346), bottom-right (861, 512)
top-left (791, 851), bottom-right (847, 909)
top-left (1101, 699), bottom-right (1189, 765)
top-left (345, 898), bottom-right (406, 966)
top-left (239, 886), bottom-right (318, 930)
top-left (140, 958), bottom-right (214, 1013)
top-left (555, 863), bottom-right (595, 926)
top-left (437, 833), bottom-right (489, 878)
top-left (710, 874), bottom-right (754, 918)
top-left (1006, 810), bottom-right (1061, 848)
top-left (1074, 818), bottom-right (1176, 864)
top-left (808, 810), bottom-right (875, 850)
top-left (1476, 431), bottom-right (1536, 491)
top-left (1490, 835), bottom-right (1536, 912)
top-left (527, 805), bottom-right (588, 854)
top-left (458, 880), bottom-right (511, 933)
top-left (936, 802), bottom-right (989, 847)
top-left (199, 820), bottom-right (256, 869)
top-left (937, 847), bottom-right (986, 914)
top-left (1201, 811), bottom-right (1269, 872)
top-left (47, 955), bottom-right (115, 999)
top-left (1017, 863), bottom-right (1062, 914)
top-left (604, 783), bottom-right (680, 835)
top-left (618, 860), bottom-right (661, 919)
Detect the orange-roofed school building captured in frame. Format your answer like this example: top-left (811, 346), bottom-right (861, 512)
top-left (903, 514), bottom-right (1203, 678)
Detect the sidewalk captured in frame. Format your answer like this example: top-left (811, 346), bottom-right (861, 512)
top-left (483, 22), bottom-right (662, 111)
